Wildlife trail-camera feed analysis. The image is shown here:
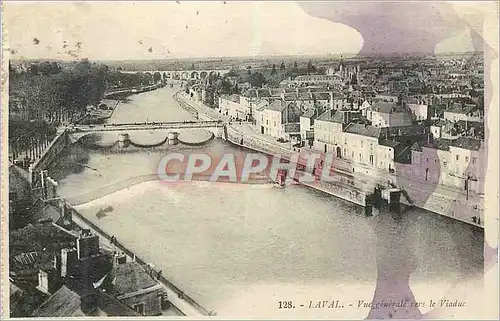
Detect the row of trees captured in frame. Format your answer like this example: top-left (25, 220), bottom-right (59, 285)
top-left (106, 71), bottom-right (161, 89)
top-left (9, 59), bottom-right (108, 161)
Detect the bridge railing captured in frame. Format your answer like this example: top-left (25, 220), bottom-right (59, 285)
top-left (72, 120), bottom-right (224, 132)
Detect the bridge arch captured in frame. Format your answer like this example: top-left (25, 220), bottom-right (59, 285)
top-left (153, 72), bottom-right (162, 83)
top-left (143, 72), bottom-right (153, 85)
top-left (200, 71), bottom-right (208, 79)
top-left (191, 71), bottom-right (199, 79)
top-left (181, 72), bottom-right (189, 80)
top-left (173, 72), bottom-right (180, 80)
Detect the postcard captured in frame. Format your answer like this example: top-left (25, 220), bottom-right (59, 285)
top-left (1, 1), bottom-right (499, 319)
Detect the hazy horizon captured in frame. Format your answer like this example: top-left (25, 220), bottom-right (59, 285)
top-left (4, 1), bottom-right (488, 61)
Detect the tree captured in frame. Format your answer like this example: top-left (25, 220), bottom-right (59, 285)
top-left (280, 62), bottom-right (285, 70)
top-left (271, 64), bottom-right (277, 75)
top-left (307, 60), bottom-right (314, 72)
top-left (294, 61), bottom-right (298, 70)
top-left (249, 72), bottom-right (265, 88)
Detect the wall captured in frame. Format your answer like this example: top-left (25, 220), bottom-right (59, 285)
top-left (225, 125), bottom-right (367, 206)
top-left (61, 200), bottom-right (210, 315)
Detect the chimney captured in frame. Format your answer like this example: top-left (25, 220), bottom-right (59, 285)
top-left (60, 248), bottom-right (78, 278)
top-left (114, 252), bottom-right (127, 265)
top-left (37, 269), bottom-right (62, 295)
top-left (77, 234), bottom-right (100, 259)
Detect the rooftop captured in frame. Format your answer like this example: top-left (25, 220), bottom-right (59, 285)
top-left (450, 136), bottom-right (482, 151)
top-left (312, 92), bottom-right (331, 100)
top-left (423, 138), bottom-right (452, 151)
top-left (301, 109), bottom-right (316, 119)
top-left (344, 123), bottom-right (383, 138)
top-left (31, 286), bottom-right (138, 317)
top-left (370, 102), bottom-right (408, 114)
top-left (446, 103), bottom-right (479, 115)
top-left (242, 88), bottom-right (258, 98)
top-left (379, 139), bottom-right (401, 148)
top-left (266, 100), bottom-right (292, 112)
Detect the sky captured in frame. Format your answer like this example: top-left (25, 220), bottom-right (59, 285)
top-left (2, 1), bottom-right (494, 61)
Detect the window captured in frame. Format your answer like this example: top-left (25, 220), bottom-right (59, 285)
top-left (443, 161), bottom-right (447, 168)
top-left (456, 155), bottom-right (459, 161)
top-left (361, 141), bottom-right (364, 148)
top-left (465, 156), bottom-right (469, 162)
top-left (426, 157), bottom-right (429, 163)
top-left (472, 157), bottom-right (477, 164)
top-left (133, 303), bottom-right (145, 315)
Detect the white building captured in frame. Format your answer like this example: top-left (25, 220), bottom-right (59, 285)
top-left (366, 102), bottom-right (413, 128)
top-left (406, 102), bottom-right (429, 121)
top-left (312, 110), bottom-right (360, 153)
top-left (218, 94), bottom-right (248, 120)
top-left (299, 109), bottom-right (317, 146)
top-left (260, 100), bottom-right (301, 139)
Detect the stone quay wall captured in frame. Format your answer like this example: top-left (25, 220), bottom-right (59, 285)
top-left (29, 129), bottom-right (70, 184)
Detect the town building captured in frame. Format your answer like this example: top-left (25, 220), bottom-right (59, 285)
top-left (299, 109), bottom-right (317, 146)
top-left (443, 103), bottom-right (483, 123)
top-left (290, 75), bottom-right (343, 87)
top-left (110, 256), bottom-right (167, 316)
top-left (410, 137), bottom-right (483, 194)
top-left (218, 94), bottom-right (247, 120)
top-left (313, 110), bottom-right (360, 153)
top-left (406, 100), bottom-right (430, 121)
top-left (366, 102), bottom-right (413, 128)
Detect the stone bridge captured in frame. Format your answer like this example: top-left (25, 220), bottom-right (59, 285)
top-left (68, 120), bottom-right (226, 142)
top-left (103, 84), bottom-right (162, 98)
top-left (118, 69), bottom-right (231, 80)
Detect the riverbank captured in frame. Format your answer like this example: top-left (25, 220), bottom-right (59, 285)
top-left (65, 178), bottom-right (484, 318)
top-left (76, 100), bottom-right (120, 125)
top-left (64, 172), bottom-right (273, 206)
top-left (62, 199), bottom-right (209, 316)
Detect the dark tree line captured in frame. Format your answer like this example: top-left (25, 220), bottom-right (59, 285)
top-left (9, 59), bottom-right (108, 161)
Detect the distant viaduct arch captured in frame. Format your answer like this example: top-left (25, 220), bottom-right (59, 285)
top-left (119, 69), bottom-right (230, 81)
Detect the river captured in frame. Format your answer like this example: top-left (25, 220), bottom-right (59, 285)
top-left (50, 85), bottom-right (484, 318)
